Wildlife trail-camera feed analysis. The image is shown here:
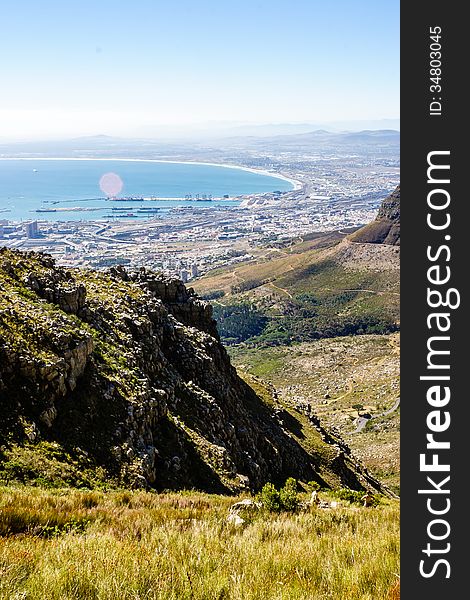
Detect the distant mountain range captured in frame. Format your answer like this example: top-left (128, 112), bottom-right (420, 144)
top-left (0, 129), bottom-right (399, 158)
top-left (228, 129), bottom-right (399, 149)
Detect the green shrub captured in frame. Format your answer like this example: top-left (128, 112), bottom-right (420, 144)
top-left (279, 478), bottom-right (299, 512)
top-left (258, 483), bottom-right (282, 513)
top-left (333, 488), bottom-right (363, 504)
top-left (258, 479), bottom-right (299, 513)
top-left (306, 481), bottom-right (321, 493)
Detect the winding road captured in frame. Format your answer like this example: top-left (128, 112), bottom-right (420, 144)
top-left (353, 397), bottom-right (400, 433)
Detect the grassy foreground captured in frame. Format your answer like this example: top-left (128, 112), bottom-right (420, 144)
top-left (0, 487), bottom-right (399, 600)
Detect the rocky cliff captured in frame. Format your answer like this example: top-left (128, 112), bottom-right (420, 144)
top-left (0, 248), bottom-right (389, 494)
top-left (349, 186), bottom-right (400, 245)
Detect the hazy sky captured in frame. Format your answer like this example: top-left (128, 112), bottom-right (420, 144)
top-left (0, 0), bottom-right (399, 140)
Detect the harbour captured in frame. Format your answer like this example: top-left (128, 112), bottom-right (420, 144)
top-left (0, 158), bottom-right (293, 221)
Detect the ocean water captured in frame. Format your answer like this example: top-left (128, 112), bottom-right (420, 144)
top-left (0, 159), bottom-right (293, 221)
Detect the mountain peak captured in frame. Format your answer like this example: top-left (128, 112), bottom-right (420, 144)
top-left (349, 186), bottom-right (400, 245)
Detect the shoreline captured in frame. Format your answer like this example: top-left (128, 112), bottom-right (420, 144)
top-left (0, 156), bottom-right (302, 191)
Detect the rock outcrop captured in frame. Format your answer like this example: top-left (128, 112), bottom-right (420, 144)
top-left (0, 248), bottom-right (389, 495)
top-left (349, 186), bottom-right (400, 245)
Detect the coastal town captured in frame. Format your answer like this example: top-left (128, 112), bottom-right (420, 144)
top-left (0, 133), bottom-right (399, 280)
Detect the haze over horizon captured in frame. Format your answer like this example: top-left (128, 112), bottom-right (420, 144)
top-left (1, 0), bottom-right (399, 141)
top-left (0, 119), bottom-right (401, 145)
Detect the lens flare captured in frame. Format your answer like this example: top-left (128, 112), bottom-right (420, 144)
top-left (99, 172), bottom-right (123, 197)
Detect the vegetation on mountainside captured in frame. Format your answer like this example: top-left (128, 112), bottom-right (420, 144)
top-left (195, 234), bottom-right (399, 346)
top-left (0, 486), bottom-right (400, 600)
top-left (2, 248), bottom-right (389, 496)
top-left (213, 298), bottom-right (397, 346)
top-left (193, 215), bottom-right (401, 491)
top-left (230, 334), bottom-right (400, 494)
top-left (212, 302), bottom-right (268, 344)
top-left (0, 442), bottom-right (113, 489)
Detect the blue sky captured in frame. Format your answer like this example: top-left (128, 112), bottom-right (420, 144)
top-left (0, 0), bottom-right (399, 139)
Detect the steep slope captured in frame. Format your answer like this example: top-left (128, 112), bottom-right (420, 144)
top-left (230, 334), bottom-right (400, 494)
top-left (0, 248), bottom-right (389, 495)
top-left (190, 190), bottom-right (401, 491)
top-left (349, 186), bottom-right (400, 245)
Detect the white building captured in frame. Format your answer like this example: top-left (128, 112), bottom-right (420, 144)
top-left (25, 221), bottom-right (39, 239)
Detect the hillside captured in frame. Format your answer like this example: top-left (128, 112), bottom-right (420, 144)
top-left (192, 188), bottom-right (401, 490)
top-left (230, 334), bottom-right (400, 493)
top-left (192, 228), bottom-right (399, 346)
top-left (0, 248), bottom-right (391, 495)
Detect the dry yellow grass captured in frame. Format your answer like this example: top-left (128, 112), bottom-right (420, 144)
top-left (0, 487), bottom-right (399, 600)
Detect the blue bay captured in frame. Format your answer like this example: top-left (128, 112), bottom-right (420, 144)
top-left (0, 159), bottom-right (293, 221)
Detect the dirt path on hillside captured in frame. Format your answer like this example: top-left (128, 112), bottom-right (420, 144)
top-left (267, 282), bottom-right (293, 299)
top-left (353, 398), bottom-right (400, 433)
